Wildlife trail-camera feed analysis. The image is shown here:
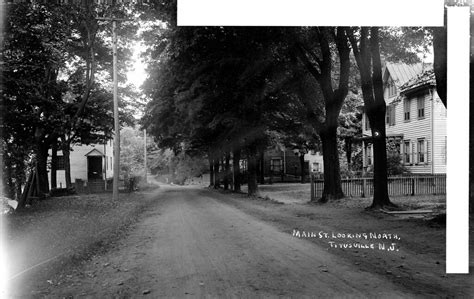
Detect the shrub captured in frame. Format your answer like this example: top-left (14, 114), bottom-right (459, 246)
top-left (387, 152), bottom-right (410, 176)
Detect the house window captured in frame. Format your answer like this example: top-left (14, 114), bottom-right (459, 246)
top-left (388, 82), bottom-right (397, 97)
top-left (55, 155), bottom-right (65, 170)
top-left (417, 139), bottom-right (426, 164)
top-left (386, 105), bottom-right (396, 126)
top-left (403, 141), bottom-right (411, 164)
top-left (271, 158), bottom-right (282, 173)
top-left (404, 99), bottom-right (410, 121)
top-left (417, 97), bottom-right (425, 119)
top-left (312, 162), bottom-right (320, 172)
top-left (366, 145), bottom-right (372, 166)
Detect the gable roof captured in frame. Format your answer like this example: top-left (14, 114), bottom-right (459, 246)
top-left (383, 63), bottom-right (425, 87)
top-left (84, 148), bottom-right (104, 156)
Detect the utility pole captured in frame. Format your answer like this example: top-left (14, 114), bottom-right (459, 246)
top-left (112, 19), bottom-right (119, 200)
top-left (97, 17), bottom-right (127, 200)
top-left (144, 128), bottom-right (147, 183)
top-left (112, 20), bottom-right (120, 200)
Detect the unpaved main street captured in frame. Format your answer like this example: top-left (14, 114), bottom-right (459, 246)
top-left (6, 185), bottom-right (473, 297)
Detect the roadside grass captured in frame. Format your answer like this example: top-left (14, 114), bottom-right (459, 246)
top-left (245, 183), bottom-right (446, 211)
top-left (4, 189), bottom-right (161, 297)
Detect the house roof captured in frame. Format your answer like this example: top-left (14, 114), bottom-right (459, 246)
top-left (384, 63), bottom-right (425, 87)
top-left (399, 68), bottom-right (436, 94)
top-left (84, 148), bottom-right (104, 156)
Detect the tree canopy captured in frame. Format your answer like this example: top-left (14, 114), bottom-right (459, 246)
top-left (1, 0), bottom-right (139, 200)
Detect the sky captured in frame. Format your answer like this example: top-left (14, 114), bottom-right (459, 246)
top-left (127, 41), bottom-right (147, 90)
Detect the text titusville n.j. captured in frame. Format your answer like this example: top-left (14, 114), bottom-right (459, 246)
top-left (292, 230), bottom-right (401, 252)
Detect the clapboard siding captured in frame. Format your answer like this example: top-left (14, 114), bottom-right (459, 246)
top-left (432, 91), bottom-right (447, 173)
top-left (48, 142), bottom-right (114, 188)
top-left (362, 74), bottom-right (446, 174)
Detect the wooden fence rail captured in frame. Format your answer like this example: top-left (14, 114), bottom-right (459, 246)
top-left (310, 174), bottom-right (446, 200)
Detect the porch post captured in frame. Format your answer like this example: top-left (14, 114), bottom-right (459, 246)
top-left (362, 140), bottom-right (366, 176)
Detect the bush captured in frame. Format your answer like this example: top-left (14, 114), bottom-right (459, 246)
top-left (387, 152), bottom-right (410, 176)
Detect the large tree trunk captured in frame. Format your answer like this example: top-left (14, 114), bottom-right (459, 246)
top-left (319, 127), bottom-right (344, 202)
top-left (60, 135), bottom-right (72, 188)
top-left (51, 142), bottom-right (58, 190)
top-left (369, 27), bottom-right (393, 209)
top-left (347, 27), bottom-right (394, 209)
top-left (209, 158), bottom-right (214, 187)
top-left (17, 171), bottom-right (33, 210)
top-left (247, 145), bottom-right (259, 196)
top-left (223, 153), bottom-right (230, 190)
top-left (36, 143), bottom-right (50, 195)
top-left (63, 146), bottom-right (72, 188)
top-left (232, 149), bottom-right (241, 192)
top-left (214, 159), bottom-right (221, 189)
top-left (369, 111), bottom-right (391, 208)
top-left (13, 160), bottom-right (25, 200)
top-left (15, 171), bottom-right (23, 201)
top-left (5, 158), bottom-right (14, 199)
top-left (258, 150), bottom-right (265, 184)
top-left (299, 153), bottom-right (306, 184)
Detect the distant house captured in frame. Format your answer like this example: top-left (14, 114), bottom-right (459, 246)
top-left (48, 140), bottom-right (114, 189)
top-left (361, 62), bottom-right (447, 174)
top-left (263, 148), bottom-right (324, 179)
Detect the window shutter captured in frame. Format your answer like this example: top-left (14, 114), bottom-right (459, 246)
top-left (426, 140), bottom-right (429, 164)
top-left (412, 142), bottom-right (417, 164)
top-left (408, 142), bottom-right (412, 164)
top-left (391, 105), bottom-right (396, 125)
top-left (401, 141), bottom-right (404, 162)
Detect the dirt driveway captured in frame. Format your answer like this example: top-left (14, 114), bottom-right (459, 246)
top-left (5, 185), bottom-right (473, 297)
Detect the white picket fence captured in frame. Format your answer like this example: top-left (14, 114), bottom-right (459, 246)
top-left (310, 174), bottom-right (446, 200)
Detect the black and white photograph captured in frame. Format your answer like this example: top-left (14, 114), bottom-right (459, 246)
top-left (0, 0), bottom-right (472, 297)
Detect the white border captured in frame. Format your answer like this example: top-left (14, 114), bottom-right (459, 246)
top-left (446, 6), bottom-right (469, 274)
top-left (178, 0), bottom-right (444, 26)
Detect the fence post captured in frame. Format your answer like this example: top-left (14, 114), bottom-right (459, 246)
top-left (411, 177), bottom-right (415, 196)
top-left (362, 178), bottom-right (366, 198)
top-left (310, 173), bottom-right (315, 201)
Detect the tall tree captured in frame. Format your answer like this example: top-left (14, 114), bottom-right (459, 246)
top-left (347, 26), bottom-right (429, 209)
top-left (346, 27), bottom-right (395, 209)
top-left (293, 27), bottom-right (351, 202)
top-left (2, 2), bottom-right (74, 195)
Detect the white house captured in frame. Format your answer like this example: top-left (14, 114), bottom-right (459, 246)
top-left (48, 140), bottom-right (114, 189)
top-left (305, 150), bottom-right (324, 174)
top-left (361, 62), bottom-right (447, 174)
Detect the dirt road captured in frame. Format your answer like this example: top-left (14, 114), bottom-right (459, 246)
top-left (31, 186), bottom-right (427, 298)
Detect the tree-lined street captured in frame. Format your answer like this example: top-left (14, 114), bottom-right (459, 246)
top-left (5, 186), bottom-right (472, 297)
top-left (2, 1), bottom-right (472, 297)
